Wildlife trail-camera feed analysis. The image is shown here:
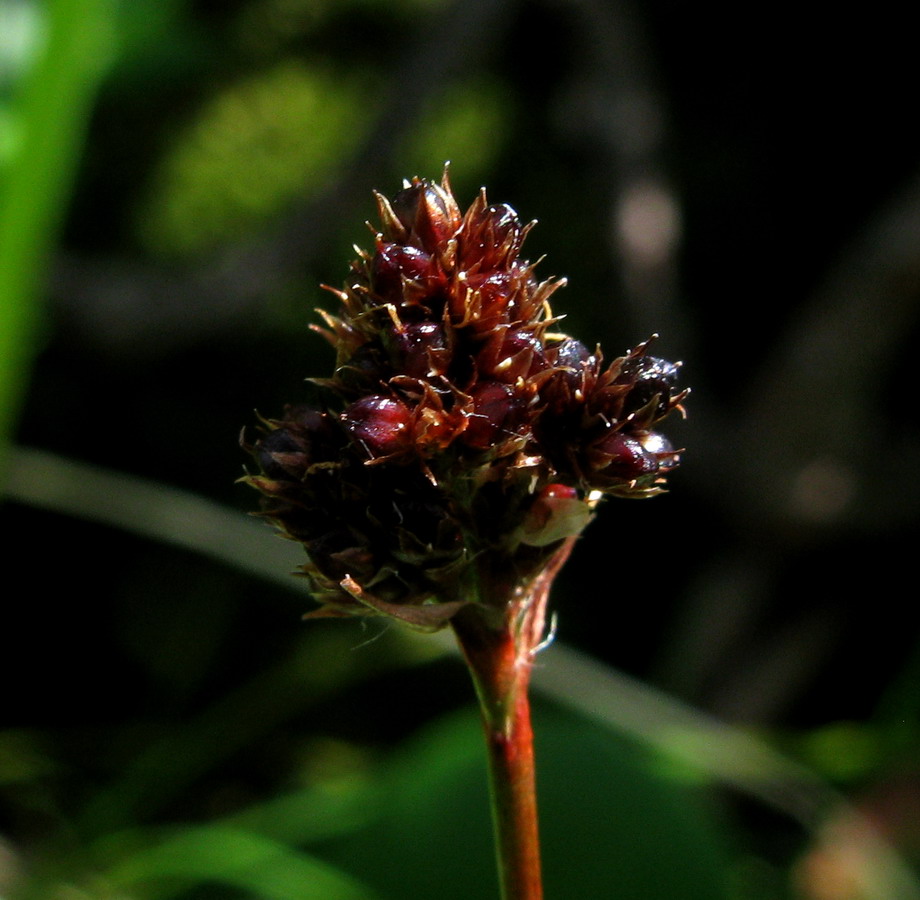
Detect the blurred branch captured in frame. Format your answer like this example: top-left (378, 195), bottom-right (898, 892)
top-left (553, 0), bottom-right (687, 347)
top-left (683, 169), bottom-right (920, 537)
top-left (736, 169), bottom-right (920, 532)
top-left (659, 169), bottom-right (920, 717)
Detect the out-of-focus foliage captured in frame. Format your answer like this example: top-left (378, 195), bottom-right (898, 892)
top-left (137, 69), bottom-right (507, 258)
top-left (395, 78), bottom-right (510, 190)
top-left (0, 0), bottom-right (112, 465)
top-left (138, 63), bottom-right (374, 258)
top-left (2, 0), bottom-right (920, 898)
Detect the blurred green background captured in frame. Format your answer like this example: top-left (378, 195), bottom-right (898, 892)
top-left (2, 1), bottom-right (919, 897)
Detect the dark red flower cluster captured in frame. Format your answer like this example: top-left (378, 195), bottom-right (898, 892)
top-left (243, 172), bottom-right (686, 628)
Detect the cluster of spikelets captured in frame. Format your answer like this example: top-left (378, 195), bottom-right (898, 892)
top-left (243, 171), bottom-right (686, 629)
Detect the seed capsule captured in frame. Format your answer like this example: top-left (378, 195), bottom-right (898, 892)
top-left (342, 395), bottom-right (414, 459)
top-left (618, 355), bottom-right (680, 418)
top-left (386, 321), bottom-right (449, 379)
top-left (462, 382), bottom-right (527, 450)
top-left (592, 431), bottom-right (659, 481)
top-left (462, 202), bottom-right (524, 269)
top-left (389, 181), bottom-right (461, 249)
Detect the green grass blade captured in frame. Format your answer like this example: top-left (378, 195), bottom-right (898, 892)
top-left (0, 0), bottom-right (113, 472)
top-left (106, 825), bottom-right (380, 900)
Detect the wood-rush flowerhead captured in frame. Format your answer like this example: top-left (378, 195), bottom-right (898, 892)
top-left (242, 170), bottom-right (687, 630)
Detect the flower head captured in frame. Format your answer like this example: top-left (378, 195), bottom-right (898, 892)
top-left (243, 170), bottom-right (686, 629)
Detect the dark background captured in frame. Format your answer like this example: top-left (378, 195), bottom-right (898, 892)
top-left (2, 1), bottom-right (919, 897)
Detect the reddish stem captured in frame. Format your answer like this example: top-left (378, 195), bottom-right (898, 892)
top-left (454, 610), bottom-right (542, 900)
top-left (451, 538), bottom-right (575, 900)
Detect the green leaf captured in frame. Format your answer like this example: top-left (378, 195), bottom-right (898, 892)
top-left (106, 824), bottom-right (380, 900)
top-left (0, 0), bottom-right (114, 472)
top-left (226, 774), bottom-right (386, 846)
top-left (321, 701), bottom-right (734, 900)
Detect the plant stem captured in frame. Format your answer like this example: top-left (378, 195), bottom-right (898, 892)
top-left (454, 608), bottom-right (542, 899)
top-left (451, 538), bottom-right (575, 900)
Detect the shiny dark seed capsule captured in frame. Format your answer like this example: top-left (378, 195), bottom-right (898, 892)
top-left (342, 395), bottom-right (414, 458)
